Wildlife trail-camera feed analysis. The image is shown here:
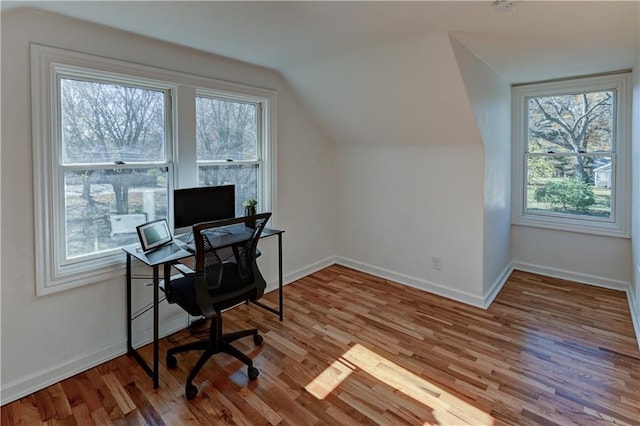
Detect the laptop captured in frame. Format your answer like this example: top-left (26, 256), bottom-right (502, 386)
top-left (136, 219), bottom-right (186, 263)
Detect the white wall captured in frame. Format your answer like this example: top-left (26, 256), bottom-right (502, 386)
top-left (631, 58), bottom-right (640, 345)
top-left (449, 37), bottom-right (512, 300)
top-left (335, 146), bottom-right (485, 305)
top-left (512, 227), bottom-right (631, 289)
top-left (0, 9), bottom-right (337, 404)
top-left (315, 33), bottom-right (487, 305)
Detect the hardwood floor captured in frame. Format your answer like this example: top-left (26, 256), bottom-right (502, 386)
top-left (2, 265), bottom-right (639, 425)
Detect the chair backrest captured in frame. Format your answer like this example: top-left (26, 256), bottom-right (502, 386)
top-left (191, 213), bottom-right (271, 316)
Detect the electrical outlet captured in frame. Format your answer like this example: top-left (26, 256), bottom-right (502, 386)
top-left (432, 256), bottom-right (441, 270)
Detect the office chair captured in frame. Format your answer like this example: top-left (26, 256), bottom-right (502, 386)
top-left (164, 213), bottom-right (271, 400)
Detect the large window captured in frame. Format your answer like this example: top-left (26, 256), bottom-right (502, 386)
top-left (196, 95), bottom-right (261, 217)
top-left (512, 73), bottom-right (631, 237)
top-left (32, 45), bottom-right (275, 295)
top-left (60, 78), bottom-right (170, 260)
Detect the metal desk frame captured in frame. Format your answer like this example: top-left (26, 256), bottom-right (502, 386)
top-left (123, 227), bottom-right (284, 389)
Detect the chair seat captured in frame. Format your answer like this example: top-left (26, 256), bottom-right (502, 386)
top-left (167, 262), bottom-right (255, 316)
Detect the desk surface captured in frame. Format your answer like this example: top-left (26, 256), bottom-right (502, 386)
top-left (123, 226), bottom-right (283, 267)
top-left (122, 242), bottom-right (192, 266)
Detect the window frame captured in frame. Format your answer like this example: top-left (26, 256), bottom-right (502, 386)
top-left (193, 90), bottom-right (270, 216)
top-left (511, 73), bottom-right (631, 238)
top-left (31, 44), bottom-right (276, 295)
top-left (55, 74), bottom-right (173, 267)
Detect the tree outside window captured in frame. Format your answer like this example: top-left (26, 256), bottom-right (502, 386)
top-left (60, 78), bottom-right (169, 259)
top-left (32, 45), bottom-right (275, 294)
top-left (512, 72), bottom-right (631, 237)
top-left (526, 90), bottom-right (613, 218)
top-left (195, 96), bottom-right (261, 216)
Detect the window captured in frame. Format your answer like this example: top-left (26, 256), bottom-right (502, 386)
top-left (32, 45), bottom-right (275, 295)
top-left (60, 78), bottom-right (170, 261)
top-left (512, 73), bottom-right (631, 237)
top-left (196, 94), bottom-right (262, 217)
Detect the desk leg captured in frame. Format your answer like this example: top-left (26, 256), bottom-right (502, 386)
top-left (278, 233), bottom-right (283, 321)
top-left (152, 265), bottom-right (160, 389)
top-left (126, 254), bottom-right (133, 353)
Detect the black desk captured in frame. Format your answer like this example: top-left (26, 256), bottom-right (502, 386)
top-left (123, 226), bottom-right (284, 389)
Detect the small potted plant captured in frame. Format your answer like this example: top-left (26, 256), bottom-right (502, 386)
top-left (242, 198), bottom-right (258, 227)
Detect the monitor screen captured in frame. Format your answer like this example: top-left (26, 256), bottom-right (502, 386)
top-left (173, 185), bottom-right (236, 229)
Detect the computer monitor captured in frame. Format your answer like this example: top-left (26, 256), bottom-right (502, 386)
top-left (173, 185), bottom-right (236, 231)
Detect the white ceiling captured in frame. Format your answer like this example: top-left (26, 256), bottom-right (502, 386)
top-left (2, 1), bottom-right (639, 83)
top-left (3, 1), bottom-right (638, 149)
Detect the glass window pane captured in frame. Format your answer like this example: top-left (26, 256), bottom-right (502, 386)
top-left (196, 96), bottom-right (257, 161)
top-left (64, 168), bottom-right (168, 258)
top-left (198, 164), bottom-right (258, 217)
top-left (61, 79), bottom-right (166, 164)
top-left (527, 91), bottom-right (613, 154)
top-left (526, 155), bottom-right (611, 219)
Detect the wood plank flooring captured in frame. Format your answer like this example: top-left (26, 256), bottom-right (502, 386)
top-left (2, 265), bottom-right (639, 425)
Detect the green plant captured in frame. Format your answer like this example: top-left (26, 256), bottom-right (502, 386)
top-left (242, 198), bottom-right (257, 210)
top-left (534, 179), bottom-right (595, 211)
top-left (242, 198), bottom-right (258, 216)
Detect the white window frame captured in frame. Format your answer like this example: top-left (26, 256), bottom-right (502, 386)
top-left (32, 44), bottom-right (276, 295)
top-left (511, 73), bottom-right (631, 238)
top-left (191, 89), bottom-right (272, 215)
top-left (56, 75), bottom-right (173, 265)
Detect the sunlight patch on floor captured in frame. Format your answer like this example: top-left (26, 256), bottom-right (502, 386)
top-left (305, 343), bottom-right (494, 425)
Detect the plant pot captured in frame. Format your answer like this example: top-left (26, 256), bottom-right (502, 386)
top-left (245, 207), bottom-right (256, 228)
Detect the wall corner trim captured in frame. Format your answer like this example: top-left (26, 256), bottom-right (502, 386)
top-left (483, 264), bottom-right (514, 309)
top-left (627, 286), bottom-right (640, 350)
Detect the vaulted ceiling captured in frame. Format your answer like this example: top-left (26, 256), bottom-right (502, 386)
top-left (3, 1), bottom-right (639, 147)
top-left (3, 1), bottom-right (638, 83)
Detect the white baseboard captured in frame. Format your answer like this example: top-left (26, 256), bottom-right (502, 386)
top-left (629, 264), bottom-right (640, 350)
top-left (4, 257), bottom-right (637, 405)
top-left (0, 314), bottom-right (188, 406)
top-left (513, 260), bottom-right (639, 349)
top-left (265, 256), bottom-right (337, 293)
top-left (336, 256), bottom-right (486, 308)
top-left (1, 258), bottom-right (338, 406)
top-left (482, 264), bottom-right (514, 309)
top-left (628, 288), bottom-right (640, 350)
top-left (512, 261), bottom-right (630, 292)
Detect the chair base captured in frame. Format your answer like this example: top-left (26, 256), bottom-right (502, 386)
top-left (167, 315), bottom-right (263, 399)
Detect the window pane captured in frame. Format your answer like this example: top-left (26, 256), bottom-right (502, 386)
top-left (61, 79), bottom-right (166, 164)
top-left (527, 91), bottom-right (613, 154)
top-left (196, 96), bottom-right (257, 161)
top-left (64, 168), bottom-right (168, 258)
top-left (199, 164), bottom-right (258, 217)
top-left (526, 155), bottom-right (611, 218)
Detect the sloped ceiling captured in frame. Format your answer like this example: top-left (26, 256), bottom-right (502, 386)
top-left (2, 1), bottom-right (638, 147)
top-left (3, 1), bottom-right (637, 82)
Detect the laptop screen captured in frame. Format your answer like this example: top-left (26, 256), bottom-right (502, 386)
top-left (136, 219), bottom-right (172, 251)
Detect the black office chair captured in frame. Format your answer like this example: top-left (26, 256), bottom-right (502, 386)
top-left (164, 213), bottom-right (271, 400)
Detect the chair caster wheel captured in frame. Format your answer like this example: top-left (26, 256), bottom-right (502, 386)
top-left (253, 334), bottom-right (263, 345)
top-left (185, 384), bottom-right (198, 400)
top-left (166, 354), bottom-right (177, 368)
top-left (248, 367), bottom-right (259, 381)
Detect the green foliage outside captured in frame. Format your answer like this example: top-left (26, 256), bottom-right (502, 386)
top-left (524, 89), bottom-right (613, 219)
top-left (534, 179), bottom-right (595, 211)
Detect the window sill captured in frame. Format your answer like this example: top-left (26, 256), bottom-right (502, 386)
top-left (512, 214), bottom-right (630, 239)
top-left (36, 251), bottom-right (126, 296)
